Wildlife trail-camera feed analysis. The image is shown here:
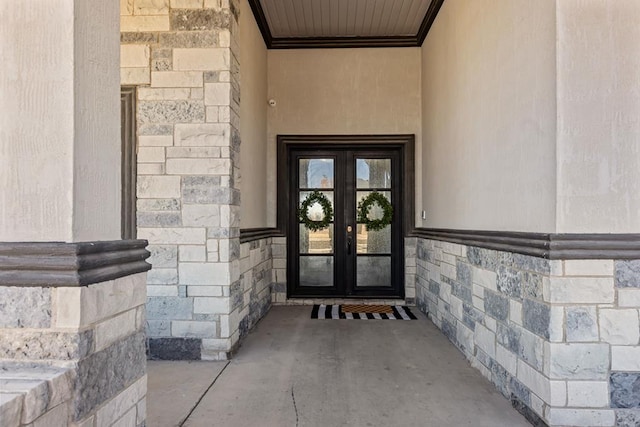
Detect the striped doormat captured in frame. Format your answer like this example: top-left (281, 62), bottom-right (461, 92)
top-left (311, 304), bottom-right (417, 320)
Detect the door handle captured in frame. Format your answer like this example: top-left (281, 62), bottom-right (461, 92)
top-left (346, 225), bottom-right (353, 255)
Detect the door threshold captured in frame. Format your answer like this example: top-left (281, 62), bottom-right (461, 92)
top-left (274, 297), bottom-right (412, 306)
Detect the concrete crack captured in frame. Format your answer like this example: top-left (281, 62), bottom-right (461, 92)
top-left (291, 386), bottom-right (299, 427)
top-left (179, 361), bottom-right (230, 427)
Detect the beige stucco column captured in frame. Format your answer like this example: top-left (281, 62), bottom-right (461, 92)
top-left (0, 0), bottom-right (121, 242)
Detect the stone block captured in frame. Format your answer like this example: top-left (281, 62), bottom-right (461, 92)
top-left (148, 338), bottom-right (202, 360)
top-left (550, 380), bottom-right (567, 406)
top-left (137, 212), bottom-right (182, 227)
top-left (182, 204), bottom-right (220, 227)
top-left (522, 272), bottom-right (543, 300)
top-left (74, 333), bottom-right (146, 420)
top-left (166, 158), bottom-right (231, 175)
top-left (549, 277), bottom-right (615, 304)
top-left (137, 176), bottom-right (181, 199)
top-left (146, 297), bottom-right (193, 320)
top-left (474, 323), bottom-right (496, 358)
top-left (517, 359), bottom-right (549, 402)
top-left (547, 408), bottom-right (615, 427)
top-left (567, 380), bottom-right (609, 408)
top-left (180, 263), bottom-right (229, 285)
top-left (53, 274), bottom-right (147, 329)
top-left (121, 15), bottom-right (170, 32)
top-left (509, 300), bottom-right (522, 325)
top-left (138, 88), bottom-right (191, 101)
top-left (519, 329), bottom-right (544, 371)
top-left (204, 83), bottom-right (231, 106)
top-left (179, 245), bottom-right (207, 262)
top-left (619, 289), bottom-right (640, 307)
top-left (616, 410), bottom-right (640, 427)
top-left (0, 392), bottom-right (22, 427)
top-left (496, 265), bottom-right (522, 300)
top-left (186, 286), bottom-right (223, 297)
top-left (151, 71), bottom-right (204, 88)
top-left (484, 291), bottom-right (509, 321)
top-left (121, 32), bottom-right (157, 43)
top-left (182, 178), bottom-right (239, 205)
top-left (193, 297), bottom-right (229, 314)
top-left (138, 124), bottom-right (173, 136)
top-left (599, 309), bottom-right (640, 345)
top-left (0, 287), bottom-right (51, 328)
top-left (616, 260), bottom-right (640, 288)
top-left (523, 298), bottom-right (550, 339)
top-left (121, 45), bottom-right (150, 68)
top-left (495, 344), bottom-right (517, 376)
top-left (166, 147), bottom-right (221, 158)
top-left (147, 285), bottom-right (179, 297)
top-left (566, 306), bottom-right (599, 342)
top-left (549, 343), bottom-right (609, 380)
top-left (611, 373), bottom-right (640, 408)
top-left (173, 48), bottom-right (229, 71)
top-left (612, 347), bottom-right (640, 371)
top-left (456, 261), bottom-right (472, 286)
top-left (147, 320), bottom-right (171, 337)
top-left (467, 247), bottom-right (498, 271)
top-left (564, 259), bottom-right (614, 277)
top-left (94, 309), bottom-right (137, 352)
top-left (170, 9), bottom-right (231, 31)
top-left (137, 227), bottom-right (206, 244)
top-left (174, 123), bottom-right (230, 146)
top-left (137, 147), bottom-right (165, 163)
top-left (496, 323), bottom-right (520, 354)
top-left (138, 164), bottom-right (165, 175)
top-left (29, 401), bottom-right (68, 427)
top-left (171, 321), bottom-right (217, 338)
top-left (0, 379), bottom-right (48, 424)
top-left (134, 0), bottom-right (169, 15)
top-left (138, 135), bottom-right (174, 147)
top-left (121, 68), bottom-right (150, 85)
top-left (137, 199), bottom-right (181, 212)
top-left (139, 100), bottom-right (205, 124)
top-left (159, 31), bottom-right (216, 48)
top-left (147, 245), bottom-right (178, 268)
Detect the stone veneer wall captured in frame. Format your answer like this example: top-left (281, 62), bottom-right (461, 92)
top-left (120, 0), bottom-right (264, 359)
top-left (0, 274), bottom-right (148, 426)
top-left (237, 238), bottom-right (273, 339)
top-left (415, 238), bottom-right (640, 427)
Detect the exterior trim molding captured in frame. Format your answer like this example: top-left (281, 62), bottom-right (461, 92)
top-left (0, 240), bottom-right (151, 287)
top-left (410, 228), bottom-right (640, 260)
top-left (239, 228), bottom-right (284, 243)
top-left (248, 0), bottom-right (445, 49)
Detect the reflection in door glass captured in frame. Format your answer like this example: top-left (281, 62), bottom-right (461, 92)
top-left (356, 159), bottom-right (391, 189)
top-left (357, 256), bottom-right (392, 287)
top-left (300, 257), bottom-right (334, 287)
top-left (300, 159), bottom-right (334, 188)
top-left (300, 224), bottom-right (333, 254)
top-left (356, 225), bottom-right (391, 254)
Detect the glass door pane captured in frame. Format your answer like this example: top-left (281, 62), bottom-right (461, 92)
top-left (298, 158), bottom-right (335, 288)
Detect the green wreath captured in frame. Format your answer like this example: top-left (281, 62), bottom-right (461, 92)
top-left (357, 192), bottom-right (393, 231)
top-left (298, 191), bottom-right (333, 232)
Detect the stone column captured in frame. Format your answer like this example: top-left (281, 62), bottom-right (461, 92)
top-left (0, 1), bottom-right (150, 426)
top-left (121, 0), bottom-right (242, 360)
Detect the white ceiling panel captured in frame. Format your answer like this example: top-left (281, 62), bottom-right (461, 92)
top-left (259, 0), bottom-right (435, 38)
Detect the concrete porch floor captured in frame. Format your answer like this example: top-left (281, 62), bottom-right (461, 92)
top-left (148, 306), bottom-right (531, 427)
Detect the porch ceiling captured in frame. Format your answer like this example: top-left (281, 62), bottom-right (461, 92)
top-left (248, 0), bottom-right (444, 49)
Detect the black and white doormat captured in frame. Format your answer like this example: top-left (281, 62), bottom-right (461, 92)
top-left (311, 304), bottom-right (417, 320)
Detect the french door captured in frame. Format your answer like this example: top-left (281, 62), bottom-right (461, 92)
top-left (288, 146), bottom-right (404, 298)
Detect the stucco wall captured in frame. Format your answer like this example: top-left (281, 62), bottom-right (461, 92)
top-left (556, 0), bottom-right (640, 233)
top-left (239, 0), bottom-right (268, 229)
top-left (1, 2), bottom-right (75, 242)
top-left (421, 0), bottom-right (557, 232)
top-left (267, 48), bottom-right (423, 226)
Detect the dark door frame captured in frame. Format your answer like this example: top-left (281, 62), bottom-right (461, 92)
top-left (277, 135), bottom-right (416, 298)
